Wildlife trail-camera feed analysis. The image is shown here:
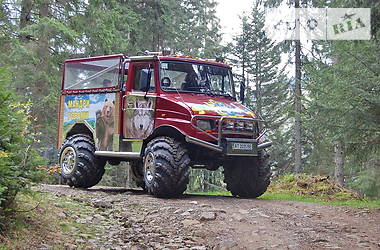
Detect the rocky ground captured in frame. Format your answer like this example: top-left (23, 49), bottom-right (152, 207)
top-left (34, 185), bottom-right (380, 250)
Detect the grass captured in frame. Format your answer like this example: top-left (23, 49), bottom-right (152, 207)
top-left (186, 191), bottom-right (232, 196)
top-left (0, 190), bottom-right (100, 249)
top-left (187, 190), bottom-right (380, 209)
top-left (187, 174), bottom-right (380, 209)
top-left (260, 193), bottom-right (380, 209)
top-left (0, 192), bottom-right (68, 249)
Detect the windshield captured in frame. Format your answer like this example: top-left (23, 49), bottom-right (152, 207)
top-left (159, 61), bottom-right (235, 97)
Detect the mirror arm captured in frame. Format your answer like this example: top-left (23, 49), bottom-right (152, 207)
top-left (144, 65), bottom-right (152, 99)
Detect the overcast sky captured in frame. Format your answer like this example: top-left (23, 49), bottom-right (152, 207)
top-left (215, 0), bottom-right (254, 44)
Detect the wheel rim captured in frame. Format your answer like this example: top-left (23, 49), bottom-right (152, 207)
top-left (144, 152), bottom-right (155, 183)
top-left (60, 146), bottom-right (77, 175)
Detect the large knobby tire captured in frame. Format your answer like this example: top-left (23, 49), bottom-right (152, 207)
top-left (59, 135), bottom-right (106, 188)
top-left (143, 136), bottom-right (190, 198)
top-left (223, 151), bottom-right (271, 198)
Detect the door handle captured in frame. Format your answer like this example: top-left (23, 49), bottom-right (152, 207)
top-left (122, 95), bottom-right (127, 111)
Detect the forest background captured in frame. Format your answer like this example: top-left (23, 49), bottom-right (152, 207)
top-left (0, 0), bottom-right (379, 220)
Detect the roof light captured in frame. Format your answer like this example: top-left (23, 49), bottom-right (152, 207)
top-left (162, 50), bottom-right (171, 56)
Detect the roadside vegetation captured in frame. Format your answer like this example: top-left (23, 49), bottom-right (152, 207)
top-left (261, 174), bottom-right (380, 209)
top-left (188, 174), bottom-right (380, 209)
top-left (0, 68), bottom-right (46, 231)
top-left (0, 191), bottom-right (102, 249)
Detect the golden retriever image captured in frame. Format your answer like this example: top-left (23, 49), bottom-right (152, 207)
top-left (96, 99), bottom-right (115, 151)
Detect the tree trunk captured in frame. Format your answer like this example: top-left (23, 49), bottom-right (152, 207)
top-left (293, 0), bottom-right (302, 173)
top-left (241, 52), bottom-right (246, 105)
top-left (19, 0), bottom-right (33, 42)
top-left (334, 141), bottom-right (345, 186)
top-left (255, 54), bottom-right (261, 117)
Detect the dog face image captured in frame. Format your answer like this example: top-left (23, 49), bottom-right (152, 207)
top-left (127, 98), bottom-right (154, 139)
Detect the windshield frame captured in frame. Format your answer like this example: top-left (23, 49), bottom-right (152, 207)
top-left (158, 60), bottom-right (236, 98)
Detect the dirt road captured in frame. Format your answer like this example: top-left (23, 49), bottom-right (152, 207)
top-left (36, 185), bottom-right (380, 250)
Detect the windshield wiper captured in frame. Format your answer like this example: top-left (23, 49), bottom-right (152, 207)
top-left (207, 89), bottom-right (234, 99)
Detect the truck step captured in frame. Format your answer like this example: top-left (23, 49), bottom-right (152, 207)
top-left (94, 151), bottom-right (141, 159)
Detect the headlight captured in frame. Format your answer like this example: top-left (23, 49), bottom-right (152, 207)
top-left (245, 122), bottom-right (254, 131)
top-left (223, 120), bottom-right (234, 130)
top-left (197, 119), bottom-right (212, 130)
top-left (236, 121), bottom-right (244, 130)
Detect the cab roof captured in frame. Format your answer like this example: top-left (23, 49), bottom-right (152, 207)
top-left (64, 53), bottom-right (231, 68)
top-left (128, 55), bottom-right (231, 68)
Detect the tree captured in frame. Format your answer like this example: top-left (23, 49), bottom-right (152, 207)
top-left (229, 1), bottom-right (293, 174)
top-left (126, 0), bottom-right (222, 57)
top-left (304, 39), bottom-right (380, 196)
top-left (228, 15), bottom-right (252, 103)
top-left (0, 67), bottom-right (45, 229)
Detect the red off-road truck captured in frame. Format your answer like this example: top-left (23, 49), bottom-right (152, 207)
top-left (57, 52), bottom-right (272, 198)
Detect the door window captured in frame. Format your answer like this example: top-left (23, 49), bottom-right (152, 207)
top-left (133, 65), bottom-right (155, 92)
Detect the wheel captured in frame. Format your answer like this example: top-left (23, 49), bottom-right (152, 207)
top-left (143, 136), bottom-right (190, 198)
top-left (59, 135), bottom-right (106, 188)
top-left (223, 151), bottom-right (271, 198)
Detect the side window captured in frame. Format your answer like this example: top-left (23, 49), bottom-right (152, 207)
top-left (133, 65), bottom-right (155, 92)
top-left (64, 58), bottom-right (121, 90)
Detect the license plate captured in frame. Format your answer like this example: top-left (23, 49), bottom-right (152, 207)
top-left (232, 143), bottom-right (253, 150)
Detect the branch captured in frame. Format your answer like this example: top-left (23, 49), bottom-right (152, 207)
top-left (22, 145), bottom-right (31, 168)
top-left (13, 200), bottom-right (41, 213)
top-left (344, 50), bottom-right (379, 77)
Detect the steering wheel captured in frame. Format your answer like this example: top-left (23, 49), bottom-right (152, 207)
top-left (161, 77), bottom-right (171, 87)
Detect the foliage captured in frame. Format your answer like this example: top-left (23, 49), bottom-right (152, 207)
top-left (228, 2), bottom-right (293, 174)
top-left (187, 169), bottom-right (225, 192)
top-left (262, 174), bottom-right (380, 208)
top-left (260, 193), bottom-right (380, 209)
top-left (99, 163), bottom-right (128, 187)
top-left (0, 67), bottom-right (46, 230)
top-left (304, 39), bottom-right (380, 198)
top-left (0, 191), bottom-right (95, 249)
top-left (267, 174), bottom-right (363, 201)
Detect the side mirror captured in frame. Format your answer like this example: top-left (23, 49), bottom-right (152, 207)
top-left (140, 66), bottom-right (152, 92)
top-left (240, 81), bottom-right (245, 104)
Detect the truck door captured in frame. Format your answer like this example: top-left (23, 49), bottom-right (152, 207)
top-left (122, 62), bottom-right (157, 140)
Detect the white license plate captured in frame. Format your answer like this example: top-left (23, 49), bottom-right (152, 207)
top-left (232, 143), bottom-right (253, 150)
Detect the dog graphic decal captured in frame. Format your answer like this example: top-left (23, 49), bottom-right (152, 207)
top-left (124, 97), bottom-right (155, 139)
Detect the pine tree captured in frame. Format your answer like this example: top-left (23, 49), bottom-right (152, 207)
top-left (227, 15), bottom-right (252, 103)
top-left (304, 39), bottom-right (380, 197)
top-left (229, 2), bottom-right (293, 174)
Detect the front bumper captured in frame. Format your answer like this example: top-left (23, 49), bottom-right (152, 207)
top-left (185, 136), bottom-right (272, 156)
top-left (186, 116), bottom-right (272, 156)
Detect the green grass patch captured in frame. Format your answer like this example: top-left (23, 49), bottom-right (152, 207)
top-left (260, 192), bottom-right (380, 209)
top-left (0, 190), bottom-right (101, 249)
top-left (186, 191), bottom-right (232, 196)
top-left (187, 174), bottom-right (380, 209)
